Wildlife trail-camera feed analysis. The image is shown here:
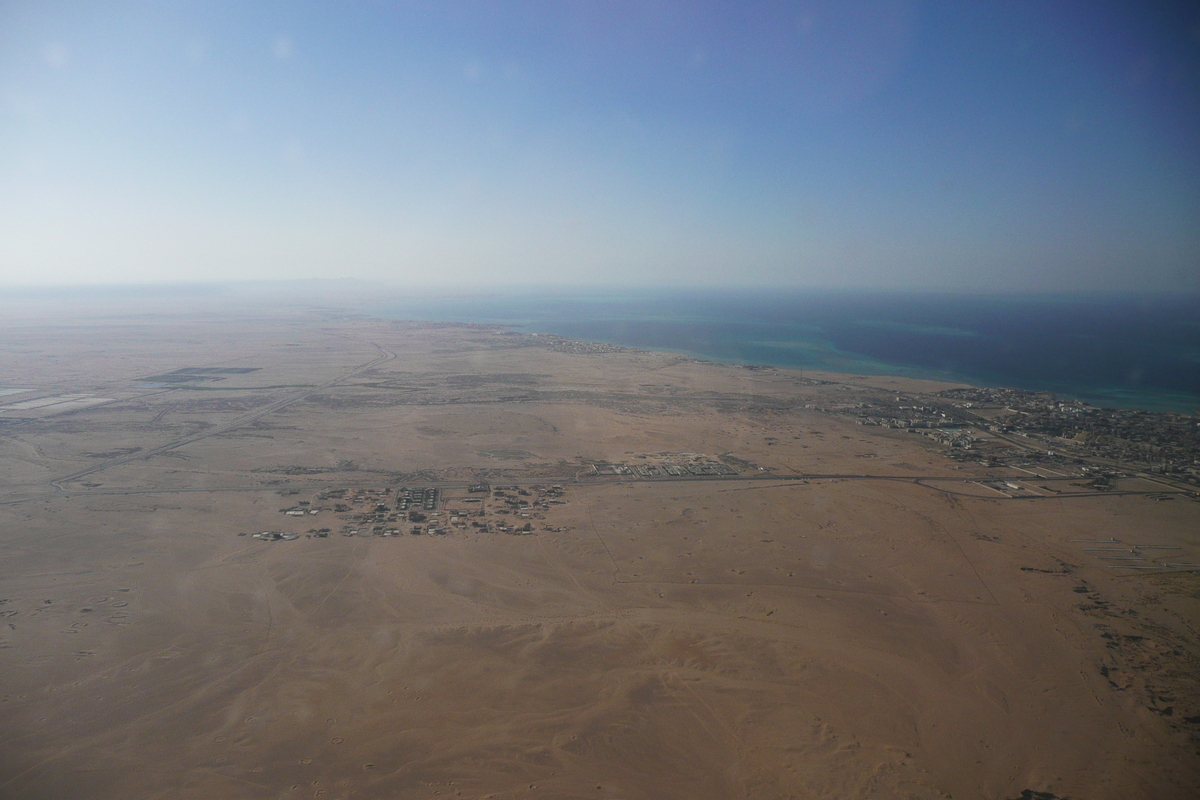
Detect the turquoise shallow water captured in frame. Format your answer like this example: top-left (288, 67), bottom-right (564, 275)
top-left (371, 289), bottom-right (1200, 413)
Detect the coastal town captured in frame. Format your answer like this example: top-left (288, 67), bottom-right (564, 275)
top-left (831, 385), bottom-right (1200, 489)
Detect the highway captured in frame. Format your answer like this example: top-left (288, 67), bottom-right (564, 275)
top-left (1, 342), bottom-right (1192, 506)
top-left (11, 468), bottom-right (1191, 505)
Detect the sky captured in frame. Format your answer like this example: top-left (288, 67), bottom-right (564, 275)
top-left (2, 1), bottom-right (1199, 291)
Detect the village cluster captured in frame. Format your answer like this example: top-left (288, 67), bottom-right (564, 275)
top-left (243, 483), bottom-right (572, 541)
top-left (589, 454), bottom-right (739, 477)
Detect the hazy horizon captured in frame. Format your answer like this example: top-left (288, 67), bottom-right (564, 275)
top-left (4, 281), bottom-right (1196, 413)
top-left (3, 277), bottom-right (1200, 298)
top-left (3, 1), bottom-right (1199, 292)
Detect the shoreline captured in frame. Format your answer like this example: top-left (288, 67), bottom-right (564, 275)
top-left (3, 286), bottom-right (1196, 413)
top-left (512, 324), bottom-right (1200, 414)
top-left (392, 317), bottom-right (1200, 416)
top-left (362, 291), bottom-right (1200, 414)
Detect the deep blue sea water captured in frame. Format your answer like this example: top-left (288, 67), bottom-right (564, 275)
top-left (371, 290), bottom-right (1200, 413)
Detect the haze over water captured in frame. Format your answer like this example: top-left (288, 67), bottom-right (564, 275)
top-left (376, 290), bottom-right (1200, 413)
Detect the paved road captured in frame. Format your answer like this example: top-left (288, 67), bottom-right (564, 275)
top-left (3, 346), bottom-right (1191, 506)
top-left (17, 469), bottom-right (1192, 505)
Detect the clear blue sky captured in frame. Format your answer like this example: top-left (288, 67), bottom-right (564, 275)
top-left (2, 1), bottom-right (1198, 291)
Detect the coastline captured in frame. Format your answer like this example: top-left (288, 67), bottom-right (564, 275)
top-left (527, 326), bottom-right (1200, 414)
top-left (364, 290), bottom-right (1200, 414)
top-left (4, 284), bottom-right (1195, 413)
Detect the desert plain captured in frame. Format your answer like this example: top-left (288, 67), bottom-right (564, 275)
top-left (0, 302), bottom-right (1197, 800)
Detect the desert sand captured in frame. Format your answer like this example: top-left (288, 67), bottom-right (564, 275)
top-left (0, 304), bottom-right (1197, 799)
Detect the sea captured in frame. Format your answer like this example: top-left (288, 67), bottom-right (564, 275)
top-left (371, 289), bottom-right (1200, 414)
